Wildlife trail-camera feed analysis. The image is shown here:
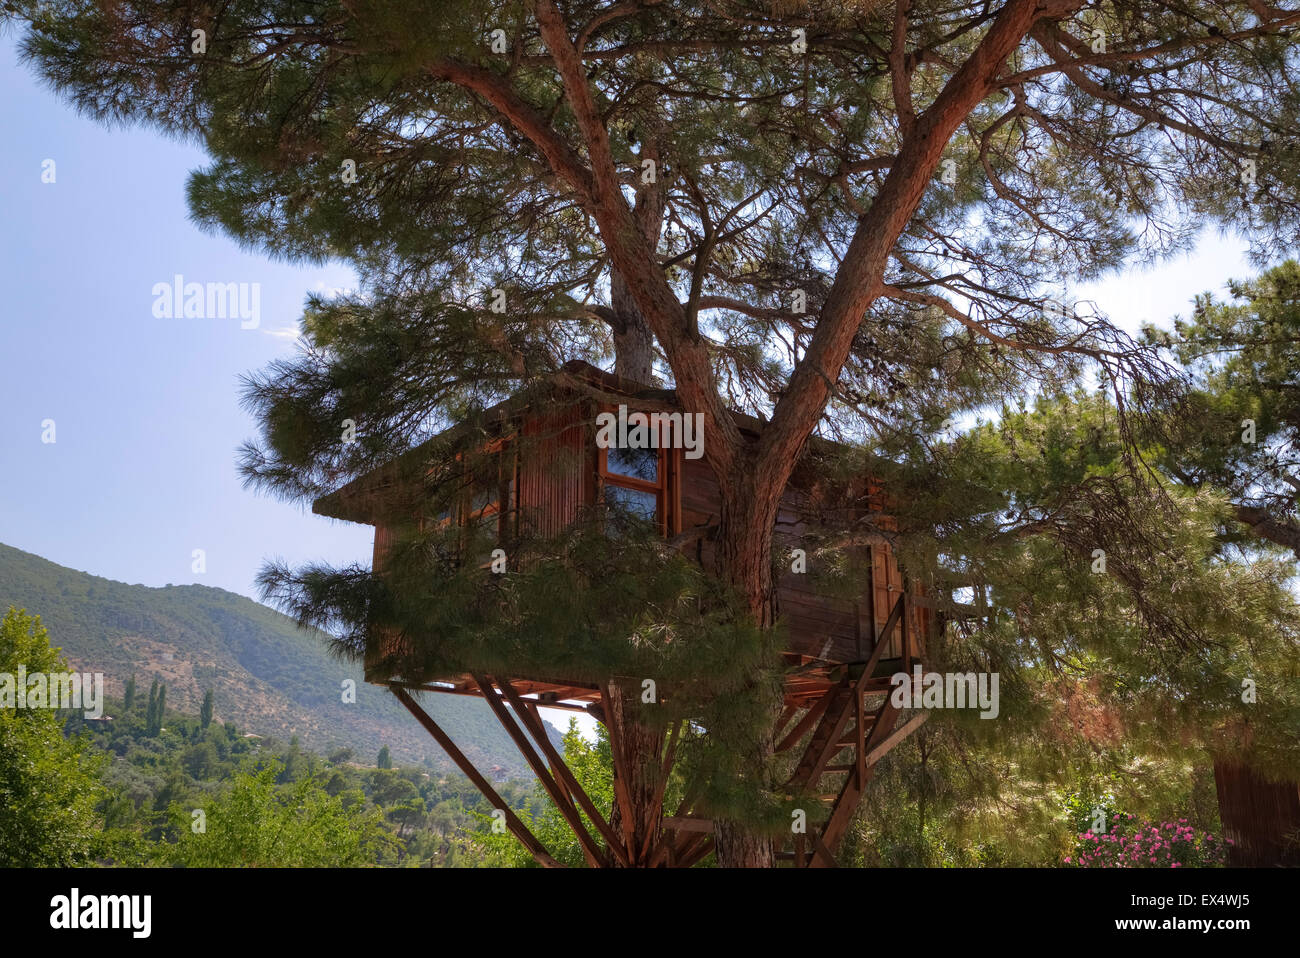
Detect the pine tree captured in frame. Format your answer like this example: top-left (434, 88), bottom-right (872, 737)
top-left (15, 0), bottom-right (1300, 865)
top-left (1156, 259), bottom-right (1300, 555)
top-left (200, 689), bottom-right (214, 731)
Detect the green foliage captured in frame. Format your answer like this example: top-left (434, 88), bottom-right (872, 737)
top-left (154, 683), bottom-right (167, 735)
top-left (856, 387), bottom-right (1300, 774)
top-left (478, 720), bottom-right (621, 868)
top-left (157, 760), bottom-right (398, 867)
top-left (0, 608), bottom-right (105, 866)
top-left (264, 509), bottom-right (784, 830)
top-left (376, 745), bottom-right (392, 769)
top-left (145, 679), bottom-right (159, 736)
top-left (1150, 259), bottom-right (1300, 551)
top-left (67, 677), bottom-right (536, 866)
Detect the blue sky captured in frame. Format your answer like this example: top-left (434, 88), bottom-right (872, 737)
top-left (0, 36), bottom-right (372, 601)
top-left (0, 33), bottom-right (1262, 607)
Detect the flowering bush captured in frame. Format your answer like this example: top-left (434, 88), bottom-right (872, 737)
top-left (1064, 815), bottom-right (1230, 868)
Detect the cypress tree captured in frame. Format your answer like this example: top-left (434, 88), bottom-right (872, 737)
top-left (200, 689), bottom-right (214, 731)
top-left (144, 679), bottom-right (159, 736)
top-left (155, 684), bottom-right (167, 734)
top-left (123, 674), bottom-right (136, 713)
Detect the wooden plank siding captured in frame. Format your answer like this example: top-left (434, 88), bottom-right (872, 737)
top-left (366, 519), bottom-right (410, 683)
top-left (517, 404), bottom-right (589, 539)
top-left (355, 387), bottom-right (932, 687)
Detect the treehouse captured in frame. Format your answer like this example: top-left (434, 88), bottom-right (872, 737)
top-left (314, 360), bottom-right (939, 866)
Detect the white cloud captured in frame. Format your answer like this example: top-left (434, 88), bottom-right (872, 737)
top-left (262, 325), bottom-right (303, 341)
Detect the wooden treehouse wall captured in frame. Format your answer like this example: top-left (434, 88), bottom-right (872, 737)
top-left (516, 404), bottom-right (589, 538)
top-left (678, 453), bottom-right (928, 668)
top-left (368, 401), bottom-right (929, 676)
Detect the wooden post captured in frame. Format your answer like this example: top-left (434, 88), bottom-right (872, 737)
top-left (472, 674), bottom-right (609, 868)
top-left (391, 686), bottom-right (563, 868)
top-left (501, 683), bottom-right (633, 867)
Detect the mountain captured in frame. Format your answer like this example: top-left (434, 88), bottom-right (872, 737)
top-left (0, 541), bottom-right (556, 778)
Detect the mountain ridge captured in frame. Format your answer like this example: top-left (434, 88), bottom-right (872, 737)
top-left (0, 541), bottom-right (549, 777)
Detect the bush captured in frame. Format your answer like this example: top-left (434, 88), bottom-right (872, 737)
top-left (1065, 814), bottom-right (1230, 867)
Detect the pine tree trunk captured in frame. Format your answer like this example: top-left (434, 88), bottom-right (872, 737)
top-left (602, 127), bottom-right (787, 866)
top-left (602, 130), bottom-right (669, 862)
top-left (711, 474), bottom-right (783, 868)
top-left (610, 129), bottom-right (664, 387)
top-left (604, 678), bottom-right (666, 866)
top-left (611, 272), bottom-right (655, 385)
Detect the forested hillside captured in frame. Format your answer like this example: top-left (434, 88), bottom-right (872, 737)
top-left (0, 542), bottom-right (551, 777)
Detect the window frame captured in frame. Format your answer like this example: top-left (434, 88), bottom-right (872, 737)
top-left (595, 408), bottom-right (681, 537)
top-left (424, 434), bottom-right (516, 564)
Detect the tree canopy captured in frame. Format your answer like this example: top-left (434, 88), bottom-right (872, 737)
top-left (0, 608), bottom-right (105, 866)
top-left (12, 0), bottom-right (1300, 865)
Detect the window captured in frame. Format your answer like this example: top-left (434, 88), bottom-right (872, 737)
top-left (597, 414), bottom-right (676, 536)
top-left (423, 439), bottom-right (514, 565)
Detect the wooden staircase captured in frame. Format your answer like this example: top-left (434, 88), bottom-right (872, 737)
top-left (777, 593), bottom-right (929, 867)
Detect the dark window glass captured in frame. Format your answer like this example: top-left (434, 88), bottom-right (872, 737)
top-left (606, 446), bottom-right (658, 483)
top-left (605, 484), bottom-right (658, 521)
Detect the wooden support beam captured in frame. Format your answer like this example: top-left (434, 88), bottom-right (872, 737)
top-left (862, 593), bottom-right (905, 678)
top-left (855, 680), bottom-right (866, 788)
top-left (395, 681), bottom-right (599, 712)
top-left (811, 833), bottom-right (838, 868)
top-left (498, 681), bottom-right (631, 867)
top-left (791, 686), bottom-right (856, 787)
top-left (678, 833), bottom-right (716, 869)
top-left (391, 686), bottom-right (563, 869)
top-left (472, 674), bottom-right (609, 868)
top-left (775, 688), bottom-right (833, 753)
top-left (600, 684), bottom-right (641, 861)
top-left (863, 712), bottom-right (929, 769)
top-left (660, 719), bottom-right (681, 781)
top-left (638, 718), bottom-right (682, 864)
top-left (810, 698), bottom-right (928, 863)
top-left (864, 548), bottom-right (877, 660)
top-left (791, 594), bottom-right (908, 788)
top-left (774, 703), bottom-right (798, 743)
